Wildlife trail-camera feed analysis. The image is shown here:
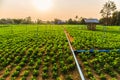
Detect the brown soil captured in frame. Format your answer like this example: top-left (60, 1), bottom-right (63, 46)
top-left (59, 75), bottom-right (64, 80)
top-left (6, 66), bottom-right (16, 80)
top-left (37, 67), bottom-right (42, 80)
top-left (0, 69), bottom-right (4, 78)
top-left (76, 55), bottom-right (87, 80)
top-left (64, 30), bottom-right (74, 43)
top-left (117, 73), bottom-right (120, 80)
top-left (17, 66), bottom-right (28, 80)
top-left (47, 63), bottom-right (53, 80)
top-left (64, 29), bottom-right (76, 50)
top-left (0, 65), bottom-right (11, 78)
top-left (26, 70), bottom-right (32, 80)
top-left (70, 68), bottom-right (81, 80)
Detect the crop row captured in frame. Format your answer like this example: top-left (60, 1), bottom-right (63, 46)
top-left (65, 25), bottom-right (120, 80)
top-left (66, 25), bottom-right (120, 50)
top-left (0, 25), bottom-right (80, 80)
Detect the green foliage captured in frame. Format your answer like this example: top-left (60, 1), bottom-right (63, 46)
top-left (33, 69), bottom-right (39, 77)
top-left (66, 25), bottom-right (120, 79)
top-left (42, 72), bottom-right (48, 79)
top-left (43, 66), bottom-right (48, 72)
top-left (3, 68), bottom-right (10, 78)
top-left (0, 78), bottom-right (5, 80)
top-left (100, 0), bottom-right (116, 25)
top-left (23, 70), bottom-right (29, 77)
top-left (61, 65), bottom-right (68, 74)
top-left (20, 76), bottom-right (26, 80)
top-left (100, 74), bottom-right (106, 80)
top-left (11, 71), bottom-right (19, 77)
top-left (111, 78), bottom-right (117, 80)
top-left (66, 56), bottom-right (73, 64)
top-left (31, 76), bottom-right (37, 80)
top-left (16, 66), bottom-right (22, 71)
top-left (65, 75), bottom-right (73, 80)
top-left (0, 25), bottom-right (120, 80)
top-left (52, 71), bottom-right (58, 78)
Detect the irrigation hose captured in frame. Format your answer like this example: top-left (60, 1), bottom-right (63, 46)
top-left (64, 31), bottom-right (85, 80)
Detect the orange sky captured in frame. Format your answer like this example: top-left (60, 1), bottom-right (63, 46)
top-left (0, 0), bottom-right (120, 21)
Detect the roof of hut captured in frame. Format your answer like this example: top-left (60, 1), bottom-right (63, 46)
top-left (84, 18), bottom-right (99, 24)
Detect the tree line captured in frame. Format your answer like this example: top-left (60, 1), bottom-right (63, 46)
top-left (0, 16), bottom-right (83, 25)
top-left (100, 11), bottom-right (120, 26)
top-left (100, 0), bottom-right (120, 26)
top-left (0, 17), bottom-right (33, 24)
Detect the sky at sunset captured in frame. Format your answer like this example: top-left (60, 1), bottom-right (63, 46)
top-left (0, 0), bottom-right (120, 21)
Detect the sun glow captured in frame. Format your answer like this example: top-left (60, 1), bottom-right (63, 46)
top-left (32, 0), bottom-right (53, 11)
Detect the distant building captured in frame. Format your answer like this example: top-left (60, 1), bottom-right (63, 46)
top-left (54, 19), bottom-right (66, 24)
top-left (57, 20), bottom-right (66, 24)
top-left (83, 18), bottom-right (99, 30)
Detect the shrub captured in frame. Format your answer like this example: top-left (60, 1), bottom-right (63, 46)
top-left (100, 74), bottom-right (106, 80)
top-left (96, 69), bottom-right (102, 75)
top-left (111, 78), bottom-right (117, 80)
top-left (23, 70), bottom-right (29, 77)
top-left (90, 76), bottom-right (96, 80)
top-left (11, 71), bottom-right (19, 77)
top-left (0, 77), bottom-right (5, 80)
top-left (65, 75), bottom-right (73, 80)
top-left (31, 76), bottom-right (37, 80)
top-left (42, 72), bottom-right (48, 79)
top-left (28, 60), bottom-right (34, 66)
top-left (16, 66), bottom-right (22, 71)
top-left (43, 66), bottom-right (48, 72)
top-left (33, 70), bottom-right (39, 77)
top-left (15, 56), bottom-right (21, 64)
top-left (66, 56), bottom-right (73, 64)
top-left (36, 59), bottom-right (42, 65)
top-left (108, 72), bottom-right (117, 77)
top-left (3, 71), bottom-right (10, 78)
top-left (68, 64), bottom-right (75, 70)
top-left (51, 58), bottom-right (56, 64)
top-left (61, 66), bottom-right (68, 74)
top-left (103, 64), bottom-right (111, 73)
top-left (52, 64), bottom-right (58, 71)
top-left (83, 62), bottom-right (90, 66)
top-left (117, 67), bottom-right (120, 73)
top-left (33, 64), bottom-right (39, 70)
top-left (20, 76), bottom-right (26, 80)
top-left (10, 77), bottom-right (16, 80)
top-left (87, 71), bottom-right (93, 78)
top-left (0, 67), bottom-right (3, 71)
top-left (27, 48), bottom-right (33, 55)
top-left (52, 71), bottom-right (58, 78)
top-left (19, 62), bottom-right (25, 67)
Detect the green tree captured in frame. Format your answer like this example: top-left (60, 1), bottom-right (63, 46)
top-left (67, 18), bottom-right (73, 24)
top-left (112, 11), bottom-right (120, 25)
top-left (54, 18), bottom-right (62, 24)
top-left (75, 15), bottom-right (78, 21)
top-left (100, 0), bottom-right (116, 25)
top-left (13, 19), bottom-right (23, 24)
top-left (36, 19), bottom-right (42, 24)
top-left (22, 16), bottom-right (32, 24)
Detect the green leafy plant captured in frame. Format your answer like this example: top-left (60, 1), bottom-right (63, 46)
top-left (33, 69), bottom-right (39, 77)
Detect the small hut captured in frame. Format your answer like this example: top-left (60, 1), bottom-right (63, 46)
top-left (83, 18), bottom-right (99, 30)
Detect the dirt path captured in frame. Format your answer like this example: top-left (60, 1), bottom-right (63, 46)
top-left (64, 29), bottom-right (76, 51)
top-left (64, 30), bottom-right (74, 43)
